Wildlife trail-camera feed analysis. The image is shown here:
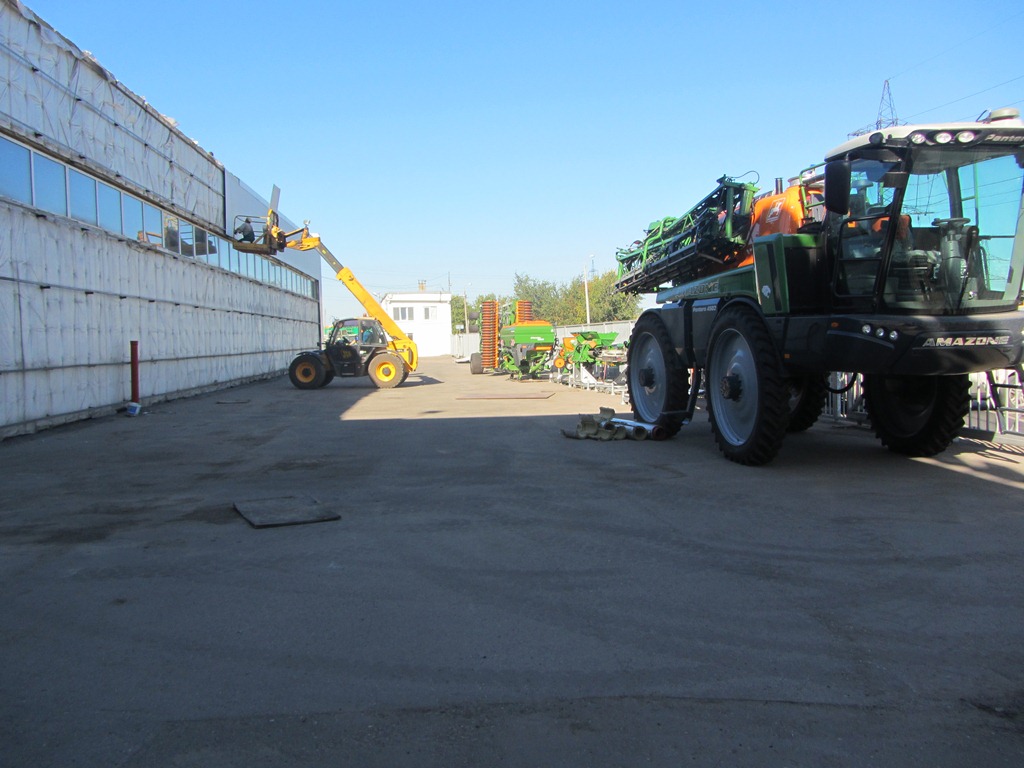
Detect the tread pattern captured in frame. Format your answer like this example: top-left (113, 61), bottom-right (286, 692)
top-left (706, 305), bottom-right (789, 465)
top-left (864, 374), bottom-right (969, 456)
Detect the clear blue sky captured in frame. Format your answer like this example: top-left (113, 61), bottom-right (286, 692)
top-left (23, 0), bottom-right (1024, 319)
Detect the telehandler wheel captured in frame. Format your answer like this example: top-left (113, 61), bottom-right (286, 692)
top-left (289, 355), bottom-right (327, 390)
top-left (863, 373), bottom-right (969, 456)
top-left (626, 313), bottom-right (689, 436)
top-left (320, 370), bottom-right (336, 387)
top-left (469, 352), bottom-right (484, 375)
top-left (368, 352), bottom-right (405, 389)
top-left (706, 305), bottom-right (789, 465)
top-left (786, 373), bottom-right (829, 433)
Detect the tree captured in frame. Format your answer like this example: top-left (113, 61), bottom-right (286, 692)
top-left (583, 269), bottom-right (642, 323)
top-left (512, 274), bottom-right (562, 322)
top-left (448, 271), bottom-right (641, 332)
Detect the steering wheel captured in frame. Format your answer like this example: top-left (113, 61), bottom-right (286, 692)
top-left (932, 217), bottom-right (971, 229)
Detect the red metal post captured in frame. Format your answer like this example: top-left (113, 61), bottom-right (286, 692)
top-left (130, 340), bottom-right (140, 403)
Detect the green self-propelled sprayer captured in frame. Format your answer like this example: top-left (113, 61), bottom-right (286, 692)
top-left (616, 108), bottom-right (1024, 465)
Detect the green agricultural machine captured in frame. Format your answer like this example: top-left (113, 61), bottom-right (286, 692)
top-left (618, 108), bottom-right (1024, 465)
top-left (470, 300), bottom-right (557, 379)
top-left (554, 331), bottom-right (621, 369)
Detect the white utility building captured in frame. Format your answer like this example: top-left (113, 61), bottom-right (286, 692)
top-left (381, 290), bottom-right (452, 358)
top-left (0, 1), bottom-right (323, 439)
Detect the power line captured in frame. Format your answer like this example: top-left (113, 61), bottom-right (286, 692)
top-left (902, 75), bottom-right (1024, 121)
top-left (888, 10), bottom-right (1024, 82)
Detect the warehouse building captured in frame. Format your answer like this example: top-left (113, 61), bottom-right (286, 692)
top-left (0, 1), bottom-right (322, 439)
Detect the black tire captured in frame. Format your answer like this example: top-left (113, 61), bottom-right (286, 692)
top-left (706, 305), bottom-right (789, 465)
top-left (863, 373), bottom-right (969, 456)
top-left (367, 352), bottom-right (405, 389)
top-left (469, 352), bottom-right (484, 375)
top-left (289, 354), bottom-right (326, 390)
top-left (626, 313), bottom-right (689, 436)
top-left (320, 370), bottom-right (335, 387)
top-left (786, 374), bottom-right (829, 433)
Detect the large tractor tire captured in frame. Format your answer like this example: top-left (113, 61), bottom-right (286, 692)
top-left (469, 352), bottom-right (484, 375)
top-left (863, 373), bottom-right (969, 456)
top-left (320, 370), bottom-right (336, 387)
top-left (289, 354), bottom-right (326, 390)
top-left (786, 373), bottom-right (829, 433)
top-left (626, 313), bottom-right (689, 437)
top-left (706, 305), bottom-right (790, 465)
top-left (368, 352), bottom-right (405, 389)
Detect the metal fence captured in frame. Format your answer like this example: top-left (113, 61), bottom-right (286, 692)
top-left (556, 364), bottom-right (1023, 439)
top-left (821, 370), bottom-right (1023, 437)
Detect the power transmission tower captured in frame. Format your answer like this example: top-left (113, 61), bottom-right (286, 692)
top-left (849, 80), bottom-right (901, 137)
top-left (875, 80), bottom-right (899, 129)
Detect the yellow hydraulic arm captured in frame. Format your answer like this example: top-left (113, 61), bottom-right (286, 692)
top-left (290, 232), bottom-right (419, 372)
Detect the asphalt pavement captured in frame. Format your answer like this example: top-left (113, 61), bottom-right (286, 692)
top-left (2, 356), bottom-right (1024, 767)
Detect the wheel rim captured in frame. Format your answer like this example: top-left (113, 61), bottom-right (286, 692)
top-left (630, 331), bottom-right (668, 423)
top-left (376, 361), bottom-right (397, 382)
top-left (295, 363), bottom-right (317, 384)
top-left (709, 327), bottom-right (758, 446)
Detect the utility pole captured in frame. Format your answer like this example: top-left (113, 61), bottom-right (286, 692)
top-left (584, 258), bottom-right (592, 325)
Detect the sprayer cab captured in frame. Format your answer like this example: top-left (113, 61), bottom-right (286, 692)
top-left (820, 108), bottom-right (1024, 315)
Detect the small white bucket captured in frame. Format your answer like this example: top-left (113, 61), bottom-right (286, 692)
top-left (125, 402), bottom-right (141, 417)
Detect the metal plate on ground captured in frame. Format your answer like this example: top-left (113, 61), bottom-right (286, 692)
top-left (233, 495), bottom-right (339, 528)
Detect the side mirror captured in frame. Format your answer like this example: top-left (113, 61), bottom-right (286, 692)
top-left (824, 161), bottom-right (851, 215)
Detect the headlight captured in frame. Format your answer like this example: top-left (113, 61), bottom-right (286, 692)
top-left (909, 131), bottom-right (928, 145)
top-left (956, 130), bottom-right (977, 143)
top-left (934, 131), bottom-right (953, 144)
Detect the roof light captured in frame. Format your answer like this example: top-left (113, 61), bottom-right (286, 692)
top-left (869, 132), bottom-right (884, 145)
top-left (909, 132), bottom-right (928, 145)
top-left (956, 130), bottom-right (977, 143)
top-left (934, 131), bottom-right (953, 144)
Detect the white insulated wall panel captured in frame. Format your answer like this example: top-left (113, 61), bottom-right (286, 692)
top-left (0, 1), bottom-right (223, 225)
top-left (1, 201), bottom-right (319, 437)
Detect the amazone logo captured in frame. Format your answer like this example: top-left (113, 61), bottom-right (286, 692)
top-left (922, 335), bottom-right (1011, 347)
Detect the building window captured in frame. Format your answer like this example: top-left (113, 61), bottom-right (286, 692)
top-left (179, 220), bottom-right (194, 257)
top-left (123, 195), bottom-right (144, 241)
top-left (423, 306), bottom-right (436, 321)
top-left (6, 141), bottom-right (314, 296)
top-left (143, 203), bottom-right (163, 246)
top-left (97, 182), bottom-right (122, 232)
top-left (0, 136), bottom-right (32, 204)
top-left (33, 153), bottom-right (67, 215)
top-left (196, 227), bottom-right (212, 261)
top-left (68, 168), bottom-right (97, 224)
top-left (163, 214), bottom-right (180, 253)
top-left (393, 306), bottom-right (413, 321)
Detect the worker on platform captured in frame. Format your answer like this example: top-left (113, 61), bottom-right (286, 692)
top-left (234, 217), bottom-right (255, 243)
